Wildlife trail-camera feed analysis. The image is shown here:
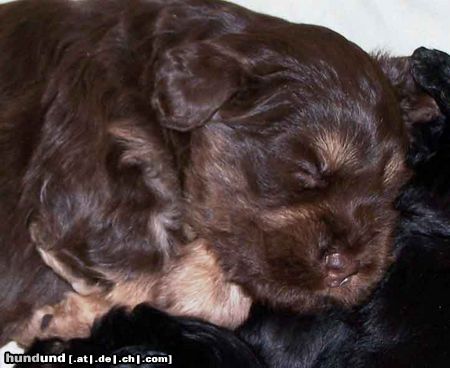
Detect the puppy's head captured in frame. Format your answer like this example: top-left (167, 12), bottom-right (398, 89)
top-left (152, 25), bottom-right (441, 312)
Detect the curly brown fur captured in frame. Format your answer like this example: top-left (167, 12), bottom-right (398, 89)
top-left (0, 0), bottom-right (440, 345)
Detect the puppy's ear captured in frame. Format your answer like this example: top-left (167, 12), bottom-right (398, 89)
top-left (410, 47), bottom-right (450, 115)
top-left (380, 48), bottom-right (450, 166)
top-left (376, 53), bottom-right (443, 128)
top-left (152, 42), bottom-right (246, 132)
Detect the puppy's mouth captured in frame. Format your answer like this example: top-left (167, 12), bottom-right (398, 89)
top-left (323, 253), bottom-right (361, 289)
top-left (322, 267), bottom-right (380, 308)
top-left (324, 271), bottom-right (359, 289)
top-left (336, 275), bottom-right (353, 287)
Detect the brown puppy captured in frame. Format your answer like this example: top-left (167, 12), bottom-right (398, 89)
top-left (0, 0), bottom-right (440, 345)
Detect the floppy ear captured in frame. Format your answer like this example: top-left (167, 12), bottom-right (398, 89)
top-left (152, 42), bottom-right (246, 132)
top-left (376, 52), bottom-right (443, 128)
top-left (380, 48), bottom-right (449, 166)
top-left (410, 47), bottom-right (450, 116)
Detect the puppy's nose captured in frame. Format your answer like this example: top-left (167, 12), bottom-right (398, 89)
top-left (324, 253), bottom-right (360, 288)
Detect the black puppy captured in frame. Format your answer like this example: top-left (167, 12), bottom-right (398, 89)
top-left (20, 304), bottom-right (263, 368)
top-left (238, 47), bottom-right (450, 368)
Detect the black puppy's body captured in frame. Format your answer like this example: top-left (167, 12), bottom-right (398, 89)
top-left (21, 304), bottom-right (263, 368)
top-left (238, 47), bottom-right (450, 368)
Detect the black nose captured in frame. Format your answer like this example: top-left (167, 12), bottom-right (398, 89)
top-left (324, 253), bottom-right (360, 288)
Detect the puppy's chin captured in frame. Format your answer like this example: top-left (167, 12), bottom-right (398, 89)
top-left (256, 286), bottom-right (371, 315)
top-left (243, 259), bottom-right (392, 314)
top-left (318, 273), bottom-right (384, 310)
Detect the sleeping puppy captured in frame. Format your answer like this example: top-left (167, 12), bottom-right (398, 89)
top-left (20, 304), bottom-right (263, 368)
top-left (21, 47), bottom-right (450, 367)
top-left (0, 0), bottom-right (439, 344)
top-left (238, 47), bottom-right (450, 368)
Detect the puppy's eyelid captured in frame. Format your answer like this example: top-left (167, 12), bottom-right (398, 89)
top-left (296, 160), bottom-right (319, 175)
top-left (293, 160), bottom-right (329, 190)
top-left (318, 238), bottom-right (329, 251)
top-left (318, 161), bottom-right (330, 175)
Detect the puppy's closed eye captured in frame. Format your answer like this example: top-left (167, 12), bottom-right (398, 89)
top-left (293, 161), bottom-right (327, 189)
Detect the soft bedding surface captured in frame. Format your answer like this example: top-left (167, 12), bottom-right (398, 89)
top-left (232, 0), bottom-right (449, 55)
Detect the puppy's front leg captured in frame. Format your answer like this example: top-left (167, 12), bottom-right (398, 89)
top-left (34, 237), bottom-right (252, 334)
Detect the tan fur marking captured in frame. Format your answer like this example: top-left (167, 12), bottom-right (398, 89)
top-left (383, 153), bottom-right (405, 184)
top-left (107, 240), bottom-right (251, 328)
top-left (314, 130), bottom-right (358, 169)
top-left (261, 206), bottom-right (313, 228)
top-left (37, 247), bottom-right (103, 296)
top-left (24, 240), bottom-right (251, 345)
top-left (108, 124), bottom-right (157, 166)
top-left (14, 292), bottom-right (112, 346)
top-left (153, 240), bottom-right (252, 328)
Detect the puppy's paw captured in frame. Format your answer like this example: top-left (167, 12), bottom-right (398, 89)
top-left (16, 292), bottom-right (112, 346)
